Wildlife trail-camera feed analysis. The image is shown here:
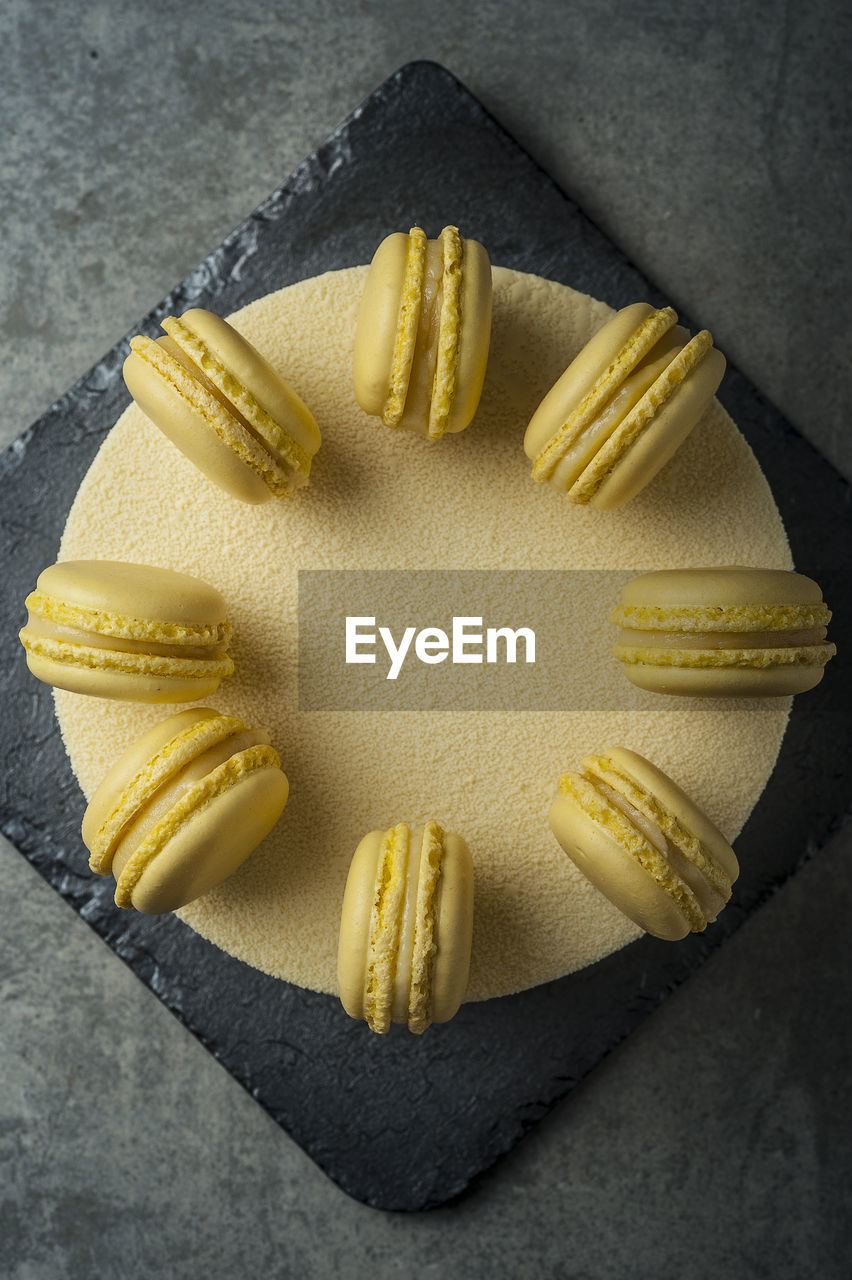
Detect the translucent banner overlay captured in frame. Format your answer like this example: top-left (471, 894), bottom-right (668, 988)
top-left (298, 569), bottom-right (701, 711)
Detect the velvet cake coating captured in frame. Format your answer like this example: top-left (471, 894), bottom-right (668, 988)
top-left (55, 267), bottom-right (791, 1000)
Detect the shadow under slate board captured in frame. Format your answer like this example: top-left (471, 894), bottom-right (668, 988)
top-left (1, 62), bottom-right (850, 1213)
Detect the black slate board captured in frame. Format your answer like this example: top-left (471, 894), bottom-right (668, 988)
top-left (1, 62), bottom-right (850, 1213)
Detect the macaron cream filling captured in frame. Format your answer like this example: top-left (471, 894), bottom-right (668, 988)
top-left (611, 599), bottom-right (834, 668)
top-left (590, 777), bottom-right (728, 920)
top-left (163, 316), bottom-right (315, 473)
top-left (363, 823), bottom-right (411, 1033)
top-left (22, 590), bottom-right (231, 649)
top-left (21, 607), bottom-right (230, 662)
top-left (569, 329), bottom-right (713, 504)
top-left (429, 227), bottom-right (464, 440)
top-left (395, 821), bottom-right (446, 1034)
top-left (363, 821), bottom-right (445, 1034)
top-left (559, 755), bottom-right (732, 933)
top-left (85, 712), bottom-right (245, 873)
top-left (129, 322), bottom-right (311, 497)
top-left (531, 305), bottom-right (678, 486)
top-left (582, 754), bottom-right (732, 909)
top-left (112, 741), bottom-right (279, 909)
top-left (614, 625), bottom-right (828, 650)
top-left (386, 227), bottom-right (463, 441)
top-left (395, 236), bottom-right (444, 433)
top-left (108, 727), bottom-right (274, 882)
top-left (545, 329), bottom-right (685, 494)
top-left (20, 594), bottom-right (233, 682)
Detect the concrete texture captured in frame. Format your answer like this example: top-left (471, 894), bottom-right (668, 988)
top-left (1, 0), bottom-right (851, 1275)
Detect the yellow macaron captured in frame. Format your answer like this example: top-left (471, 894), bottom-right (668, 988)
top-left (353, 225), bottom-right (493, 440)
top-left (337, 820), bottom-right (474, 1034)
top-left (549, 747), bottom-right (739, 941)
top-left (124, 307), bottom-right (321, 503)
top-left (524, 302), bottom-right (726, 508)
top-left (82, 708), bottom-right (289, 913)
top-left (610, 567), bottom-right (836, 696)
top-left (19, 560), bottom-right (233, 702)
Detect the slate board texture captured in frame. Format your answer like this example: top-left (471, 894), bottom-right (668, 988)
top-left (1, 62), bottom-right (850, 1212)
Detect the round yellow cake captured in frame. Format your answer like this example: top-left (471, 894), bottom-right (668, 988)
top-left (55, 266), bottom-right (791, 1000)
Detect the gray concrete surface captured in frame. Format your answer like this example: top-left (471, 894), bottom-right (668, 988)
top-left (1, 1), bottom-right (850, 1276)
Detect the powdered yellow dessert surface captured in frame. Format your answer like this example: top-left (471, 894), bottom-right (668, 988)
top-left (55, 267), bottom-right (791, 1001)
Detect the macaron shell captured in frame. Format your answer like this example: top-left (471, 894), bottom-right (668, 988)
top-left (589, 345), bottom-right (726, 509)
top-left (443, 236), bottom-right (493, 435)
top-left (82, 709), bottom-right (236, 864)
top-left (122, 762), bottom-right (289, 914)
top-left (20, 644), bottom-right (228, 703)
top-left (179, 309), bottom-right (321, 458)
top-left (427, 830), bottom-right (474, 1023)
top-left (523, 303), bottom-right (657, 460)
top-left (618, 567), bottom-right (825, 609)
top-left (336, 829), bottom-right (382, 1020)
top-left (124, 347), bottom-right (273, 503)
top-left (33, 560), bottom-right (229, 629)
top-left (595, 747), bottom-right (738, 885)
top-left (352, 233), bottom-right (411, 418)
top-left (549, 789), bottom-right (692, 941)
top-left (620, 658), bottom-right (826, 697)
